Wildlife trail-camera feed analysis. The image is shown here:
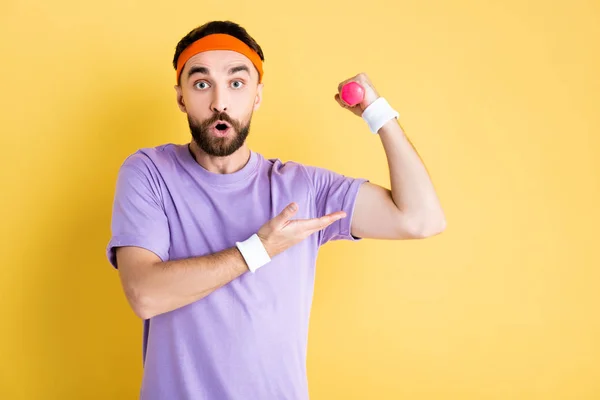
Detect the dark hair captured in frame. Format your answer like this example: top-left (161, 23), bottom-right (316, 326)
top-left (173, 21), bottom-right (264, 83)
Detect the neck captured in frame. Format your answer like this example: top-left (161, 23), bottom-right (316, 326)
top-left (188, 141), bottom-right (251, 174)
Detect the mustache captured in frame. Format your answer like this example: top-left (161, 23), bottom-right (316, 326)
top-left (203, 112), bottom-right (236, 127)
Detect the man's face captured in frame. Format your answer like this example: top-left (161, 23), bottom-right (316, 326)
top-left (175, 49), bottom-right (263, 157)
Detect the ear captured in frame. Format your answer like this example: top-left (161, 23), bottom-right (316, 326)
top-left (253, 83), bottom-right (264, 111)
top-left (174, 85), bottom-right (186, 113)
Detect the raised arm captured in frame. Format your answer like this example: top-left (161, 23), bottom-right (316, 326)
top-left (335, 73), bottom-right (446, 240)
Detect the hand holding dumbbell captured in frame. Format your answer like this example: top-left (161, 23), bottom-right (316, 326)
top-left (340, 81), bottom-right (365, 107)
top-left (335, 73), bottom-right (379, 115)
top-left (335, 73), bottom-right (399, 133)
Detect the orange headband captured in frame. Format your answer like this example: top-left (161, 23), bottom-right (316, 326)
top-left (175, 33), bottom-right (264, 84)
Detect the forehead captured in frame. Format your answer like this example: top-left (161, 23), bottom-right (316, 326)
top-left (184, 50), bottom-right (252, 71)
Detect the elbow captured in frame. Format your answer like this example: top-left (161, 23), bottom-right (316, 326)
top-left (124, 286), bottom-right (159, 320)
top-left (401, 212), bottom-right (447, 239)
top-left (418, 218), bottom-right (446, 238)
top-left (131, 300), bottom-right (155, 320)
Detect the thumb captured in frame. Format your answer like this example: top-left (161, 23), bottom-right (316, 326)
top-left (272, 202), bottom-right (299, 227)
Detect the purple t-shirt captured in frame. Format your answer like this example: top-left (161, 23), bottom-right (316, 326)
top-left (106, 143), bottom-right (368, 400)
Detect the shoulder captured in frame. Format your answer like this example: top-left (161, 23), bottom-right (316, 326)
top-left (260, 155), bottom-right (317, 186)
top-left (119, 143), bottom-right (181, 175)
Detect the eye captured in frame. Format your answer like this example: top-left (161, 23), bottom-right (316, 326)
top-left (194, 81), bottom-right (210, 90)
top-left (231, 80), bottom-right (244, 89)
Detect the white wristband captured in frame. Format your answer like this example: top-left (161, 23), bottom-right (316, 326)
top-left (235, 233), bottom-right (271, 273)
top-left (361, 97), bottom-right (399, 134)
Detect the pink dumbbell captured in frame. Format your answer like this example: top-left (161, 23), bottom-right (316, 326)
top-left (340, 81), bottom-right (365, 107)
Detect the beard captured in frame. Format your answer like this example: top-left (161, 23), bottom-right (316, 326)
top-left (188, 111), bottom-right (252, 157)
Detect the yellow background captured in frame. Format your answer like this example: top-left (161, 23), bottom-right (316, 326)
top-left (1, 0), bottom-right (599, 398)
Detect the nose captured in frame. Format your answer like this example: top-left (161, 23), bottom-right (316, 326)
top-left (210, 86), bottom-right (228, 113)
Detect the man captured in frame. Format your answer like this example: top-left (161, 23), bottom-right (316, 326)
top-left (107, 20), bottom-right (445, 400)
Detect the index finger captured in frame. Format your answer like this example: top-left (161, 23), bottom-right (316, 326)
top-left (301, 211), bottom-right (347, 232)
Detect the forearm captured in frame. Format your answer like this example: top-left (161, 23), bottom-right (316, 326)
top-left (129, 247), bottom-right (249, 319)
top-left (378, 118), bottom-right (446, 233)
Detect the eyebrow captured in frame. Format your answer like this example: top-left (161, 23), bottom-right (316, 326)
top-left (187, 64), bottom-right (251, 80)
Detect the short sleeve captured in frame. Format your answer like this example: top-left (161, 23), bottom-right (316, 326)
top-left (106, 158), bottom-right (170, 269)
top-left (302, 164), bottom-right (369, 246)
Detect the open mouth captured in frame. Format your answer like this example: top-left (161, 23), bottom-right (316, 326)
top-left (211, 121), bottom-right (232, 136)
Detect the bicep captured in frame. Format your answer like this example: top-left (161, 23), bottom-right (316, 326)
top-left (116, 246), bottom-right (161, 277)
top-left (115, 246), bottom-right (162, 303)
top-left (351, 181), bottom-right (417, 240)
